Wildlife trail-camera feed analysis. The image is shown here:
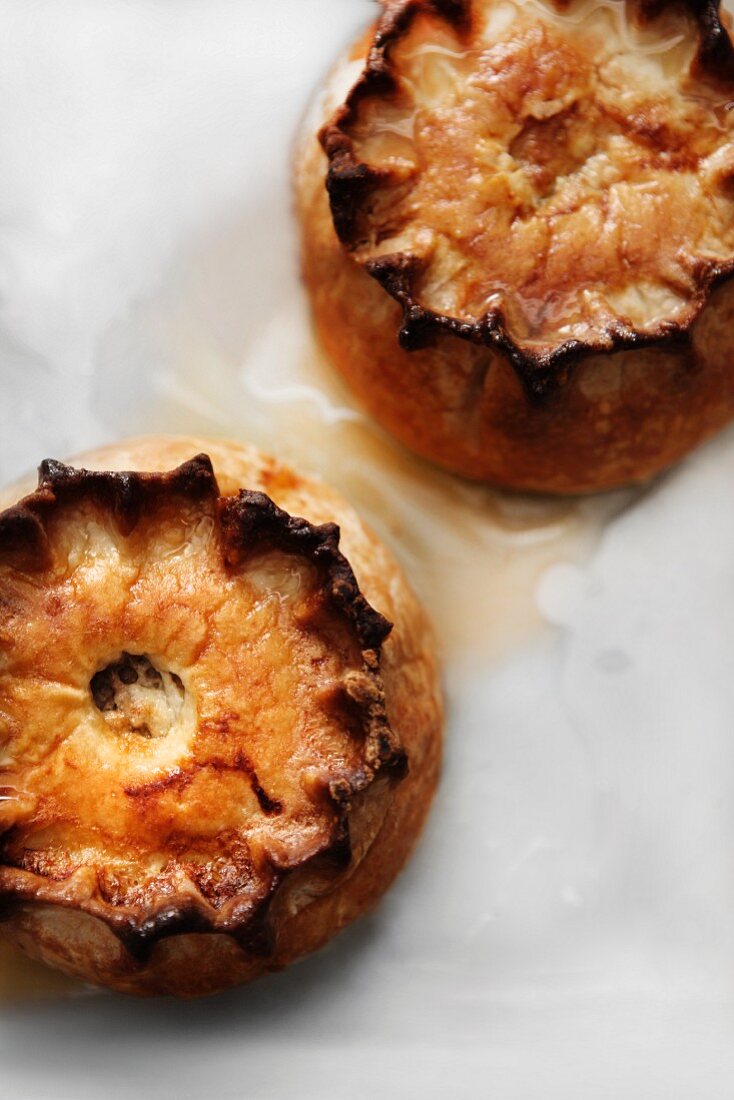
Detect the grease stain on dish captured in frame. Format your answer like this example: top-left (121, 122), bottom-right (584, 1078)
top-left (249, 343), bottom-right (633, 659)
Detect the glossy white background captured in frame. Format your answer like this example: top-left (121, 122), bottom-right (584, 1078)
top-left (1, 1), bottom-right (734, 1096)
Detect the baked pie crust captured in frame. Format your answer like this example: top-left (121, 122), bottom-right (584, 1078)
top-left (0, 437), bottom-right (442, 996)
top-left (297, 0), bottom-right (734, 491)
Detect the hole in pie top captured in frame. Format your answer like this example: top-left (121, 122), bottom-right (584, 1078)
top-left (91, 653), bottom-right (186, 740)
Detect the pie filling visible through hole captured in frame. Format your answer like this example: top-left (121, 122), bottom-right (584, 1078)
top-left (90, 654), bottom-right (186, 740)
top-left (0, 455), bottom-right (405, 951)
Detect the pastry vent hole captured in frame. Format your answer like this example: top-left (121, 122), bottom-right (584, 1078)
top-left (91, 653), bottom-right (185, 740)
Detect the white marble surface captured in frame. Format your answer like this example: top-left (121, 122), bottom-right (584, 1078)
top-left (2, 2), bottom-right (734, 1097)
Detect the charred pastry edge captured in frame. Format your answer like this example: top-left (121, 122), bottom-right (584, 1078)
top-left (320, 0), bottom-right (734, 401)
top-left (0, 454), bottom-right (219, 567)
top-left (0, 455), bottom-right (406, 964)
top-left (218, 488), bottom-right (392, 650)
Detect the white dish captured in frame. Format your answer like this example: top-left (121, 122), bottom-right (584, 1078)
top-left (1, 2), bottom-right (734, 1096)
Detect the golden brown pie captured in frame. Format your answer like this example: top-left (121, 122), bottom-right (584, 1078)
top-left (296, 0), bottom-right (734, 492)
top-left (0, 436), bottom-right (442, 996)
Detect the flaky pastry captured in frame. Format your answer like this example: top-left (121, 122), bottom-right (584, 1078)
top-left (296, 0), bottom-right (734, 492)
top-left (0, 437), bottom-right (442, 996)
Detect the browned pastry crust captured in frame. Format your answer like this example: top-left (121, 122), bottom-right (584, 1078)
top-left (0, 437), bottom-right (442, 996)
top-left (296, 0), bottom-right (734, 492)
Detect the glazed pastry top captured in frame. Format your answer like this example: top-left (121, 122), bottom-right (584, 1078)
top-left (323, 0), bottom-right (734, 393)
top-left (0, 455), bottom-right (405, 957)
